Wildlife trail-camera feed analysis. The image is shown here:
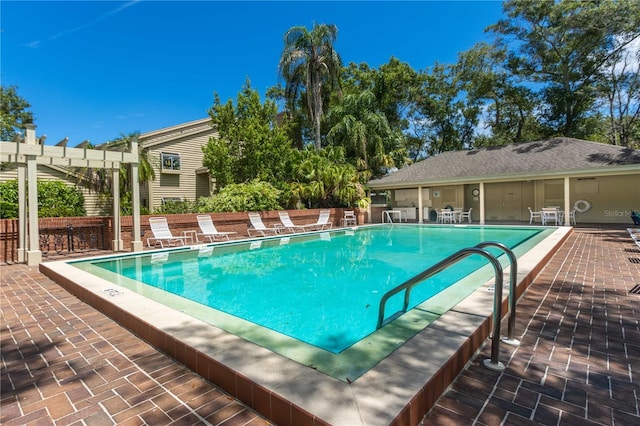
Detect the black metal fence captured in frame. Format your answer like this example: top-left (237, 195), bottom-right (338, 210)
top-left (39, 224), bottom-right (107, 255)
top-left (1, 219), bottom-right (108, 263)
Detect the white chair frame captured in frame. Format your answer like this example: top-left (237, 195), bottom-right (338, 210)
top-left (196, 215), bottom-right (237, 242)
top-left (147, 217), bottom-right (189, 248)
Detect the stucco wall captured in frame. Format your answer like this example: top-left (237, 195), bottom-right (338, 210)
top-left (568, 174), bottom-right (640, 224)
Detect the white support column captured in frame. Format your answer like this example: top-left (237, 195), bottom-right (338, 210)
top-left (417, 186), bottom-right (423, 222)
top-left (479, 182), bottom-right (486, 225)
top-left (17, 163), bottom-right (27, 262)
top-left (365, 190), bottom-right (371, 224)
top-left (24, 124), bottom-right (42, 265)
top-left (112, 168), bottom-right (123, 251)
top-left (564, 176), bottom-right (571, 226)
top-left (130, 137), bottom-right (143, 252)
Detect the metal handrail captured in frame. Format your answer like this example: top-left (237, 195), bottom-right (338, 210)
top-left (376, 246), bottom-right (505, 370)
top-left (475, 242), bottom-right (519, 345)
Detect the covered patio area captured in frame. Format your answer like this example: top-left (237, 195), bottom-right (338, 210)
top-left (366, 138), bottom-right (640, 226)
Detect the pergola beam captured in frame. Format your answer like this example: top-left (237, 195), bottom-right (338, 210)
top-left (0, 141), bottom-right (137, 164)
top-left (3, 126), bottom-right (143, 265)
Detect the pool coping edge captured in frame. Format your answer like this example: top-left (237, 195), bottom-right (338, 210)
top-left (39, 226), bottom-right (572, 426)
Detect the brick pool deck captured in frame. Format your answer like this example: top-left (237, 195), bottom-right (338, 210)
top-left (1, 226), bottom-right (639, 425)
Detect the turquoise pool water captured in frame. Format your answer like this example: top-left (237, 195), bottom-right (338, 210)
top-left (71, 225), bottom-right (544, 354)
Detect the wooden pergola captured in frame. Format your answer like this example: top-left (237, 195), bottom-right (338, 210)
top-left (0, 124), bottom-right (144, 265)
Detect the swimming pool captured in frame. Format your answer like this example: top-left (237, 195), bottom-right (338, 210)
top-left (42, 223), bottom-right (570, 425)
top-left (69, 224), bottom-right (549, 377)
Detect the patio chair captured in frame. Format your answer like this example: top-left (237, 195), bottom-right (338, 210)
top-left (459, 208), bottom-right (473, 223)
top-left (147, 217), bottom-right (189, 248)
top-left (310, 209), bottom-right (333, 230)
top-left (247, 212), bottom-right (280, 237)
top-left (568, 209), bottom-right (577, 226)
top-left (196, 215), bottom-right (237, 242)
top-left (452, 208), bottom-right (463, 223)
top-left (278, 211), bottom-right (315, 233)
top-left (340, 210), bottom-right (357, 226)
top-left (528, 207), bottom-right (542, 224)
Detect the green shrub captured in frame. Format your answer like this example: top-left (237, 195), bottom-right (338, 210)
top-left (0, 200), bottom-right (18, 219)
top-left (119, 192), bottom-right (151, 215)
top-left (197, 180), bottom-right (282, 212)
top-left (37, 180), bottom-right (86, 217)
top-left (153, 199), bottom-right (196, 215)
top-left (0, 179), bottom-right (19, 219)
top-left (0, 179), bottom-right (85, 218)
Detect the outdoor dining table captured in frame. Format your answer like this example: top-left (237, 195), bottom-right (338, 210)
top-left (541, 208), bottom-right (564, 225)
top-left (438, 209), bottom-right (455, 223)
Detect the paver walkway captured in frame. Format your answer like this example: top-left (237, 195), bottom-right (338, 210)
top-left (0, 264), bottom-right (271, 425)
top-left (1, 227), bottom-right (639, 425)
top-left (422, 227), bottom-right (640, 425)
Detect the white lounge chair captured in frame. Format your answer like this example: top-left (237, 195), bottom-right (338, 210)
top-left (147, 217), bottom-right (189, 248)
top-left (196, 215), bottom-right (237, 242)
top-left (278, 211), bottom-right (315, 233)
top-left (628, 228), bottom-right (640, 248)
top-left (311, 209), bottom-right (333, 230)
top-left (247, 212), bottom-right (280, 237)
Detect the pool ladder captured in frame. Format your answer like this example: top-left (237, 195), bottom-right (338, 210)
top-left (376, 241), bottom-right (519, 371)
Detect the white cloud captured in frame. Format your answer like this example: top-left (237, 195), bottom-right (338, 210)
top-left (610, 34), bottom-right (640, 74)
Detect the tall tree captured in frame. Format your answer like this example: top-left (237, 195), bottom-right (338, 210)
top-left (71, 132), bottom-right (155, 214)
top-left (456, 42), bottom-right (542, 145)
top-left (598, 41), bottom-right (640, 147)
top-left (489, 0), bottom-right (640, 138)
top-left (342, 57), bottom-right (421, 133)
top-left (107, 132), bottom-right (156, 186)
top-left (411, 63), bottom-right (480, 156)
top-left (326, 90), bottom-right (406, 179)
top-left (203, 80), bottom-right (297, 188)
top-left (279, 23), bottom-right (342, 149)
top-left (291, 147), bottom-right (366, 208)
top-left (1, 86), bottom-right (34, 141)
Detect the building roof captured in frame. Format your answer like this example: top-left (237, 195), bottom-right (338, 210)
top-left (368, 138), bottom-right (640, 188)
top-left (140, 118), bottom-right (215, 149)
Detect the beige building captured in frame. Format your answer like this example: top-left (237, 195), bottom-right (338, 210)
top-left (1, 118), bottom-right (218, 215)
top-left (367, 138), bottom-right (640, 225)
top-left (138, 118), bottom-right (217, 212)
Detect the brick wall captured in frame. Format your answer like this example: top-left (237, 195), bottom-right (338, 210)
top-left (1, 208), bottom-right (358, 261)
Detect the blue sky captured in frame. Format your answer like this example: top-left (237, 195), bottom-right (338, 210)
top-left (2, 1), bottom-right (505, 146)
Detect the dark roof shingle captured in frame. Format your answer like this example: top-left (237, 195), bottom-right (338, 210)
top-left (368, 138), bottom-right (640, 187)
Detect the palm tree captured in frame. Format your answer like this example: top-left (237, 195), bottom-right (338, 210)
top-left (279, 23), bottom-right (342, 150)
top-left (293, 147), bottom-right (365, 208)
top-left (72, 132), bottom-right (155, 214)
top-left (109, 132), bottom-right (155, 187)
top-left (108, 132), bottom-right (155, 214)
top-left (327, 90), bottom-right (405, 179)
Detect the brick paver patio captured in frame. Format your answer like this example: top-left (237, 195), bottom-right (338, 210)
top-left (422, 227), bottom-right (640, 425)
top-left (0, 264), bottom-right (271, 425)
top-left (1, 227), bottom-right (639, 425)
